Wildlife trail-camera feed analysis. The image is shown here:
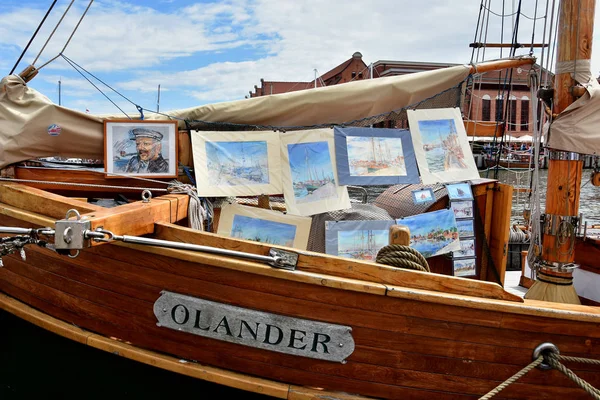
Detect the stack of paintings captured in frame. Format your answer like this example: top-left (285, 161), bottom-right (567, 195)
top-left (446, 182), bottom-right (477, 277)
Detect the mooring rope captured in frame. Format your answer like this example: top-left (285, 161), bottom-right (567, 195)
top-left (480, 347), bottom-right (600, 399)
top-left (479, 356), bottom-right (544, 400)
top-left (375, 244), bottom-right (430, 272)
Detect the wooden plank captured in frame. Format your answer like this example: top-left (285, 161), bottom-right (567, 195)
top-left (80, 193), bottom-right (189, 240)
top-left (14, 166), bottom-right (171, 197)
top-left (152, 222), bottom-right (521, 302)
top-left (3, 247), bottom-right (600, 398)
top-left (489, 183), bottom-right (513, 285)
top-left (0, 183), bottom-right (101, 219)
top-left (478, 183), bottom-right (494, 281)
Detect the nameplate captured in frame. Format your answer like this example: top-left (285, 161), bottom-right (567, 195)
top-left (154, 291), bottom-right (355, 363)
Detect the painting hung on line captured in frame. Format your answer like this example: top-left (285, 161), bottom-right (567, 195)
top-left (334, 127), bottom-right (419, 185)
top-left (104, 120), bottom-right (178, 178)
top-left (407, 108), bottom-right (479, 184)
top-left (216, 203), bottom-right (312, 250)
top-left (396, 208), bottom-right (460, 258)
top-left (191, 131), bottom-right (282, 197)
top-left (280, 128), bottom-right (351, 216)
top-left (325, 220), bottom-right (395, 261)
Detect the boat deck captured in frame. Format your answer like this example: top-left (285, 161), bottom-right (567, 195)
top-left (504, 270), bottom-right (527, 298)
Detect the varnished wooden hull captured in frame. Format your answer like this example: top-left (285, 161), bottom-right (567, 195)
top-left (1, 188), bottom-right (600, 399)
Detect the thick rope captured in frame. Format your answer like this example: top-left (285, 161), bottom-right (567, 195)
top-left (480, 350), bottom-right (600, 399)
top-left (168, 181), bottom-right (206, 231)
top-left (375, 244), bottom-right (430, 272)
top-left (547, 353), bottom-right (600, 400)
top-left (479, 356), bottom-right (544, 399)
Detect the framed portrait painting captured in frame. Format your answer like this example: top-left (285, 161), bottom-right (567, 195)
top-left (280, 128), bottom-right (351, 216)
top-left (191, 130), bottom-right (282, 197)
top-left (407, 108), bottom-right (479, 184)
top-left (104, 120), bottom-right (178, 178)
top-left (333, 127), bottom-right (419, 185)
top-left (216, 203), bottom-right (312, 250)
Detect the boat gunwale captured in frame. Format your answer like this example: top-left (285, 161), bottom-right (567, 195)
top-left (2, 190), bottom-right (600, 323)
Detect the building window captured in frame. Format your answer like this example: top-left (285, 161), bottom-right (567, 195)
top-left (508, 98), bottom-right (517, 131)
top-left (351, 71), bottom-right (356, 78)
top-left (495, 98), bottom-right (504, 122)
top-left (521, 98), bottom-right (530, 131)
top-left (482, 96), bottom-right (491, 121)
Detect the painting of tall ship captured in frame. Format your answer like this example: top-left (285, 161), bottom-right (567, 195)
top-left (206, 140), bottom-right (269, 186)
top-left (337, 229), bottom-right (389, 260)
top-left (230, 215), bottom-right (296, 246)
top-left (418, 119), bottom-right (468, 173)
top-left (347, 136), bottom-right (406, 176)
top-left (288, 141), bottom-right (338, 204)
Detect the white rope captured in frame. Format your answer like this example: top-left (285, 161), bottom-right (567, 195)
top-left (168, 181), bottom-right (206, 231)
top-left (526, 72), bottom-right (544, 273)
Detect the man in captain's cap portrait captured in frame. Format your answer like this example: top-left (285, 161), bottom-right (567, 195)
top-left (125, 128), bottom-right (169, 173)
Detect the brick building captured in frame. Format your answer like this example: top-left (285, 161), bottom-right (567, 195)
top-left (247, 53), bottom-right (553, 137)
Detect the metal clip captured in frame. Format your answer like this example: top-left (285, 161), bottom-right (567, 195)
top-left (54, 209), bottom-right (91, 250)
top-left (268, 248), bottom-right (299, 271)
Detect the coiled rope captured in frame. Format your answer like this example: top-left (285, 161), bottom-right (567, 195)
top-left (480, 346), bottom-right (600, 399)
top-left (375, 244), bottom-right (430, 272)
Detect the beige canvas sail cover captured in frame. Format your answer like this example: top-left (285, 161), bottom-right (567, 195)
top-left (548, 66), bottom-right (600, 155)
top-left (0, 65), bottom-right (470, 169)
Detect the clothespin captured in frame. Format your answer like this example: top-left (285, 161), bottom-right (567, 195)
top-left (136, 105), bottom-right (144, 120)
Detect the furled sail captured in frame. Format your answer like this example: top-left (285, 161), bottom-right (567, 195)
top-left (0, 65), bottom-right (470, 169)
top-left (548, 65), bottom-right (600, 155)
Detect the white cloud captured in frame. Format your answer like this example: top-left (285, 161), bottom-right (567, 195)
top-left (2, 0), bottom-right (600, 112)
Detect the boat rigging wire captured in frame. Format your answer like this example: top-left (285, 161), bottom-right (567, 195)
top-left (61, 54), bottom-right (131, 118)
top-left (31, 0), bottom-right (76, 67)
top-left (9, 0), bottom-right (58, 75)
top-left (35, 0), bottom-right (95, 73)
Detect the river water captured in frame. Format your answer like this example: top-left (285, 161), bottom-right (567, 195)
top-left (359, 168), bottom-right (600, 227)
top-left (480, 168), bottom-right (600, 227)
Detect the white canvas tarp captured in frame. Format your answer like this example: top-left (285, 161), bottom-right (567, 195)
top-left (548, 67), bottom-right (600, 155)
top-left (0, 65), bottom-right (470, 169)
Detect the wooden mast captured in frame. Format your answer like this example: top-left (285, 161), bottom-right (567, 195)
top-left (535, 0), bottom-right (596, 301)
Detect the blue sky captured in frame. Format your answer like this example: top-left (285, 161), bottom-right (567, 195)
top-left (2, 1), bottom-right (600, 116)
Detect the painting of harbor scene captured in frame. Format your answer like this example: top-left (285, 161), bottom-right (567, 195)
top-left (216, 204), bottom-right (312, 249)
top-left (456, 219), bottom-right (475, 237)
top-left (346, 136), bottom-right (406, 177)
top-left (397, 208), bottom-right (460, 258)
top-left (455, 238), bottom-right (476, 257)
top-left (230, 215), bottom-right (296, 246)
top-left (451, 201), bottom-right (474, 218)
top-left (206, 140), bottom-right (269, 186)
top-left (325, 220), bottom-right (393, 261)
top-left (453, 258), bottom-right (477, 277)
top-left (418, 118), bottom-right (467, 173)
top-left (407, 108), bottom-right (479, 184)
top-left (288, 141), bottom-right (338, 204)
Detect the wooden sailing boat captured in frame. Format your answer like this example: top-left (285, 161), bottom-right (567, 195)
top-left (1, 1), bottom-right (600, 399)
